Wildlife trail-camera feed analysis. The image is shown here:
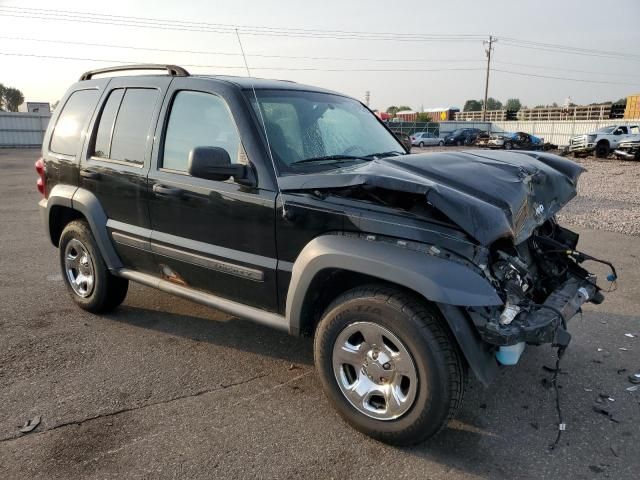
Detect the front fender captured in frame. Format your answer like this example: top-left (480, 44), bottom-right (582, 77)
top-left (286, 234), bottom-right (502, 334)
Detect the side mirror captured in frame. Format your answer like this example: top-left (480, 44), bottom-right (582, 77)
top-left (188, 146), bottom-right (251, 184)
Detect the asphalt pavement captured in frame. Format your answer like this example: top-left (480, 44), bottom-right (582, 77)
top-left (1, 148), bottom-right (639, 479)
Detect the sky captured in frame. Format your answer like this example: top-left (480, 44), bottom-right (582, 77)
top-left (0, 0), bottom-right (639, 112)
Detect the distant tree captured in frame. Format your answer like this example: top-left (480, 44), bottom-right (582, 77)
top-left (482, 97), bottom-right (503, 110)
top-left (386, 105), bottom-right (412, 116)
top-left (0, 83), bottom-right (6, 111)
top-left (416, 112), bottom-right (432, 122)
top-left (463, 99), bottom-right (482, 112)
top-left (551, 102), bottom-right (558, 108)
top-left (3, 87), bottom-right (24, 112)
top-left (505, 98), bottom-right (521, 111)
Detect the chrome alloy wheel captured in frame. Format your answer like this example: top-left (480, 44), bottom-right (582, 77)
top-left (64, 238), bottom-right (95, 298)
top-left (332, 322), bottom-right (418, 421)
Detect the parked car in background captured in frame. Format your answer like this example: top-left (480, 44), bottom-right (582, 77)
top-left (487, 132), bottom-right (543, 150)
top-left (393, 132), bottom-right (412, 151)
top-left (475, 132), bottom-right (491, 148)
top-left (443, 128), bottom-right (483, 146)
top-left (569, 124), bottom-right (640, 158)
top-left (411, 131), bottom-right (443, 147)
top-left (614, 140), bottom-right (640, 161)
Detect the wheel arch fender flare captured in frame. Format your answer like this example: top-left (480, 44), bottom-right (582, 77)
top-left (285, 235), bottom-right (502, 385)
top-left (69, 188), bottom-right (123, 271)
top-left (41, 184), bottom-right (76, 242)
top-left (285, 234), bottom-right (502, 329)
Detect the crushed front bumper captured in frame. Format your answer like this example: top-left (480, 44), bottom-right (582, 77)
top-left (469, 275), bottom-right (602, 348)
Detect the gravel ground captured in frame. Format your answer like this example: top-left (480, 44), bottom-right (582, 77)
top-left (557, 156), bottom-right (640, 236)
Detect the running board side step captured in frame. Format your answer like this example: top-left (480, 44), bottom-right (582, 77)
top-left (117, 269), bottom-right (289, 332)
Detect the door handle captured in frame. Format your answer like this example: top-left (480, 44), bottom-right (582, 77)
top-left (80, 169), bottom-right (100, 180)
top-left (153, 184), bottom-right (183, 196)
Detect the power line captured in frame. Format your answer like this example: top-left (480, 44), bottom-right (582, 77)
top-left (4, 50), bottom-right (634, 87)
top-left (3, 34), bottom-right (636, 81)
top-left (0, 35), bottom-right (480, 63)
top-left (500, 40), bottom-right (640, 62)
top-left (0, 7), bottom-right (484, 42)
top-left (0, 51), bottom-right (484, 73)
top-left (501, 37), bottom-right (640, 60)
top-left (493, 69), bottom-right (638, 86)
top-left (493, 60), bottom-right (639, 78)
top-left (2, 5), bottom-right (638, 61)
top-left (0, 5), bottom-right (486, 40)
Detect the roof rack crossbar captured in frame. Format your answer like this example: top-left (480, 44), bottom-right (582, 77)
top-left (79, 64), bottom-right (189, 81)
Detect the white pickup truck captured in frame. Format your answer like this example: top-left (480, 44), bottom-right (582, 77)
top-left (569, 124), bottom-right (640, 157)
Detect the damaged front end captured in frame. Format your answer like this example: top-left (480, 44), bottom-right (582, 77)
top-left (468, 219), bottom-right (612, 364)
top-left (279, 150), bottom-right (614, 366)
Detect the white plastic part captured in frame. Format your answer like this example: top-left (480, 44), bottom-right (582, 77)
top-left (496, 342), bottom-right (526, 365)
top-left (499, 303), bottom-right (521, 325)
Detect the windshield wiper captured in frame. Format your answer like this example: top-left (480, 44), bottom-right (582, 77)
top-left (290, 155), bottom-right (372, 166)
top-left (364, 150), bottom-right (405, 158)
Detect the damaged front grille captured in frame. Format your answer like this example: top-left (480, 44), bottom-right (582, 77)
top-left (468, 220), bottom-right (612, 353)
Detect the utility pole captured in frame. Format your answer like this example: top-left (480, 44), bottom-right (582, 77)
top-left (482, 35), bottom-right (496, 122)
top-left (365, 90), bottom-right (370, 107)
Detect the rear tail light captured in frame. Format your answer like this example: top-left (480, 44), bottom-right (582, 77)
top-left (35, 158), bottom-right (46, 198)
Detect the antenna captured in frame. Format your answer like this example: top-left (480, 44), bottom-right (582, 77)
top-left (235, 28), bottom-right (288, 218)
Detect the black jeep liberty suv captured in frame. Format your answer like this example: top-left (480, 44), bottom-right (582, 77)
top-left (37, 64), bottom-right (609, 445)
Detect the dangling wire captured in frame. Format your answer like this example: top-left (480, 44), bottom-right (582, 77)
top-left (549, 345), bottom-right (567, 450)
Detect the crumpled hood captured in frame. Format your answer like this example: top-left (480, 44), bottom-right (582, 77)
top-left (278, 150), bottom-right (584, 246)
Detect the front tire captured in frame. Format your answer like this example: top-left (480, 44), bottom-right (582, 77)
top-left (59, 220), bottom-right (128, 313)
top-left (595, 141), bottom-right (610, 158)
top-left (314, 285), bottom-right (466, 445)
top-left (418, 141), bottom-right (424, 147)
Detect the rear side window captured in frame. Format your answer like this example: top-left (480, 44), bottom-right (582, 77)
top-left (162, 91), bottom-right (242, 172)
top-left (92, 88), bottom-right (158, 165)
top-left (50, 89), bottom-right (99, 156)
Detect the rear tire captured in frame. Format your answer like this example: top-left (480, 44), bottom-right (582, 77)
top-left (438, 140), bottom-right (444, 146)
top-left (504, 141), bottom-right (513, 150)
top-left (314, 285), bottom-right (466, 445)
top-left (59, 220), bottom-right (128, 313)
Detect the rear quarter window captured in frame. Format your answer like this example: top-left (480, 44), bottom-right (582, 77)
top-left (109, 89), bottom-right (159, 165)
top-left (50, 89), bottom-right (100, 156)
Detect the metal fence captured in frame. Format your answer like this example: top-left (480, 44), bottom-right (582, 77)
top-left (491, 119), bottom-right (640, 146)
top-left (0, 112), bottom-right (51, 148)
top-left (387, 121), bottom-right (440, 136)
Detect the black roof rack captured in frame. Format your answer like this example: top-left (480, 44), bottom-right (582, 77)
top-left (79, 64), bottom-right (189, 81)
